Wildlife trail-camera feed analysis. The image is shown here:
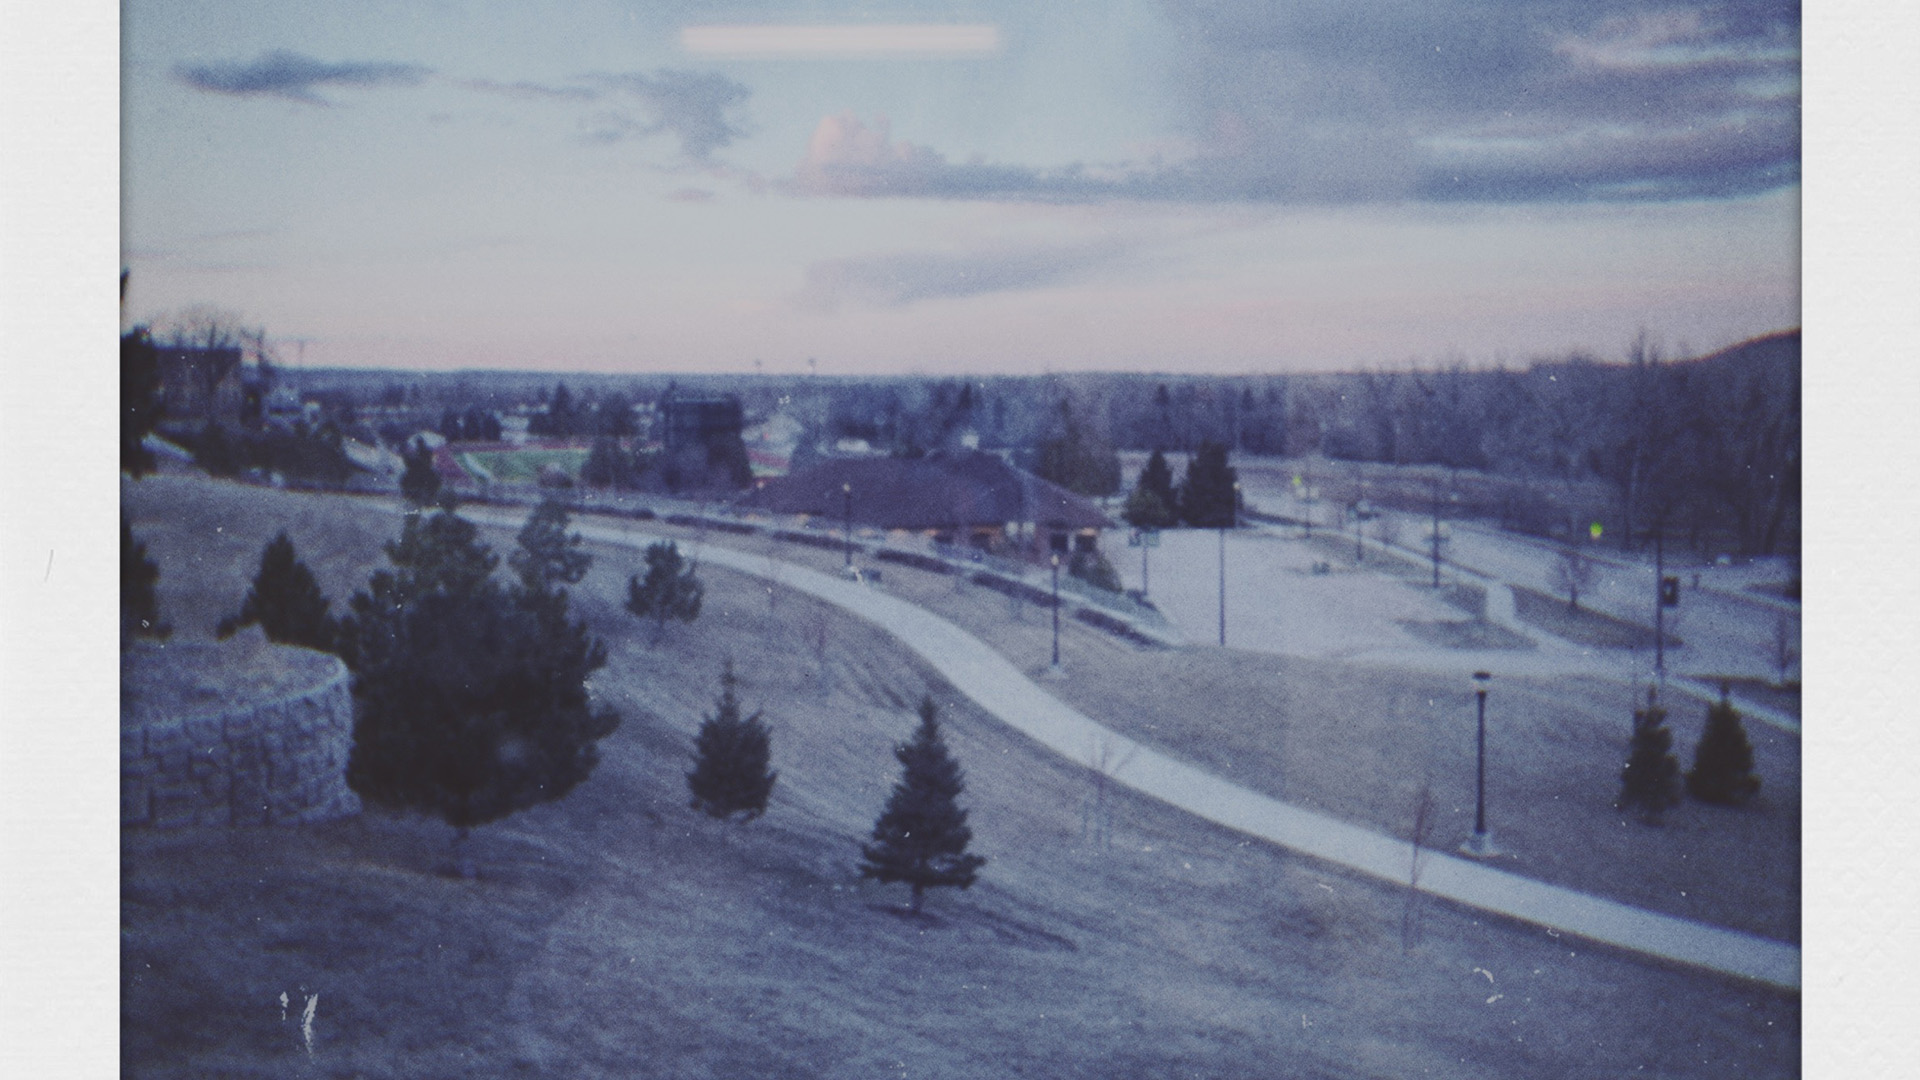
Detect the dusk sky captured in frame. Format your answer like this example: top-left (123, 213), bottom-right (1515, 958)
top-left (120, 1), bottom-right (1800, 376)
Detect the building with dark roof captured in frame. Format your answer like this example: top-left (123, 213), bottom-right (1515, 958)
top-left (741, 451), bottom-right (1113, 558)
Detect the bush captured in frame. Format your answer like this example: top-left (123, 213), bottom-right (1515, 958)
top-left (1686, 688), bottom-right (1761, 805)
top-left (686, 660), bottom-right (777, 821)
top-left (1068, 549), bottom-right (1123, 593)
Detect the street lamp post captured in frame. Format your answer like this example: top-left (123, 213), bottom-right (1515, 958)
top-left (842, 481), bottom-right (853, 568)
top-left (1461, 670), bottom-right (1497, 857)
top-left (1050, 552), bottom-right (1062, 670)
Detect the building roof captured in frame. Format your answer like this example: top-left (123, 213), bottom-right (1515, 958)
top-left (741, 451), bottom-right (1112, 532)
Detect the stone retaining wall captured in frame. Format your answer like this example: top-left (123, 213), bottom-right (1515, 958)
top-left (122, 649), bottom-right (361, 829)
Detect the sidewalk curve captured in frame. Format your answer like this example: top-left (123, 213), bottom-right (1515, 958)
top-left (481, 508), bottom-right (1801, 991)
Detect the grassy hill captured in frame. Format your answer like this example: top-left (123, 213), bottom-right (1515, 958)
top-left (121, 476), bottom-right (1798, 1079)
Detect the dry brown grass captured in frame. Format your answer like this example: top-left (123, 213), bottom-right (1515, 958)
top-left (121, 477), bottom-right (1799, 1078)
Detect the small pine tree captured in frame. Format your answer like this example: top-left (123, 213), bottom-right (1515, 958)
top-left (1686, 685), bottom-right (1761, 805)
top-left (121, 515), bottom-right (170, 648)
top-left (511, 496), bottom-right (592, 595)
top-left (626, 541), bottom-right (703, 641)
top-left (686, 660), bottom-right (777, 821)
top-left (1617, 689), bottom-right (1682, 824)
top-left (218, 531), bottom-right (338, 651)
top-left (400, 439), bottom-right (442, 506)
top-left (860, 695), bottom-right (987, 913)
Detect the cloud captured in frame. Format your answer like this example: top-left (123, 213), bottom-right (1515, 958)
top-left (797, 241), bottom-right (1131, 310)
top-left (584, 70), bottom-right (751, 161)
top-left (788, 1), bottom-right (1798, 205)
top-left (462, 78), bottom-right (598, 102)
top-left (175, 50), bottom-right (428, 104)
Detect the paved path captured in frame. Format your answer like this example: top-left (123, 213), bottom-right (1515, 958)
top-left (468, 506), bottom-right (1801, 991)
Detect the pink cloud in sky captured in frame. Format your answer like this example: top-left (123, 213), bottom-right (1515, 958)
top-left (790, 112), bottom-right (949, 196)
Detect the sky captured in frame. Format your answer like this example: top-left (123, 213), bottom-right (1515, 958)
top-left (120, 0), bottom-right (1800, 376)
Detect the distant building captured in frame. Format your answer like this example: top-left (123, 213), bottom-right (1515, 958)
top-left (742, 451), bottom-right (1113, 557)
top-left (661, 395), bottom-right (744, 452)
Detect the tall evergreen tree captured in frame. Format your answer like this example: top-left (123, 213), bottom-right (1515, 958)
top-left (1034, 402), bottom-right (1123, 497)
top-left (626, 541), bottom-right (703, 641)
top-left (121, 515), bottom-right (170, 648)
top-left (510, 496), bottom-right (592, 595)
top-left (1617, 689), bottom-right (1682, 824)
top-left (338, 509), bottom-right (620, 859)
top-left (400, 438), bottom-right (442, 506)
top-left (686, 659), bottom-right (777, 821)
top-left (1178, 441), bottom-right (1239, 527)
top-left (860, 695), bottom-right (986, 913)
top-left (218, 531), bottom-right (337, 651)
top-left (1686, 686), bottom-right (1761, 805)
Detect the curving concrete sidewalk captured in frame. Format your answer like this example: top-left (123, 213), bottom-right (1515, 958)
top-left (472, 507), bottom-right (1800, 991)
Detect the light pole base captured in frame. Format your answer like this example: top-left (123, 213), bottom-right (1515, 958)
top-left (1458, 830), bottom-right (1500, 859)
top-left (1041, 662), bottom-right (1068, 681)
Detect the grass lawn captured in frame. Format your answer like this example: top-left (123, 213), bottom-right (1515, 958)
top-left (120, 477), bottom-right (1799, 1078)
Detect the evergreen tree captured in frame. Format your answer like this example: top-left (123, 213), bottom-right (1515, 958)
top-left (1178, 441), bottom-right (1239, 527)
top-left (1686, 686), bottom-right (1761, 805)
top-left (122, 327), bottom-right (162, 479)
top-left (121, 515), bottom-right (170, 648)
top-left (1122, 449), bottom-right (1178, 528)
top-left (510, 495), bottom-right (592, 595)
top-left (1034, 402), bottom-right (1123, 497)
top-left (860, 695), bottom-right (987, 913)
top-left (1617, 689), bottom-right (1682, 824)
top-left (686, 659), bottom-right (777, 821)
top-left (218, 531), bottom-right (337, 652)
top-left (626, 541), bottom-right (703, 641)
top-left (338, 509), bottom-right (620, 855)
top-left (400, 439), bottom-right (442, 506)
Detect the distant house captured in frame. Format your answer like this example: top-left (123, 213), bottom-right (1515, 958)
top-left (742, 451), bottom-right (1113, 557)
